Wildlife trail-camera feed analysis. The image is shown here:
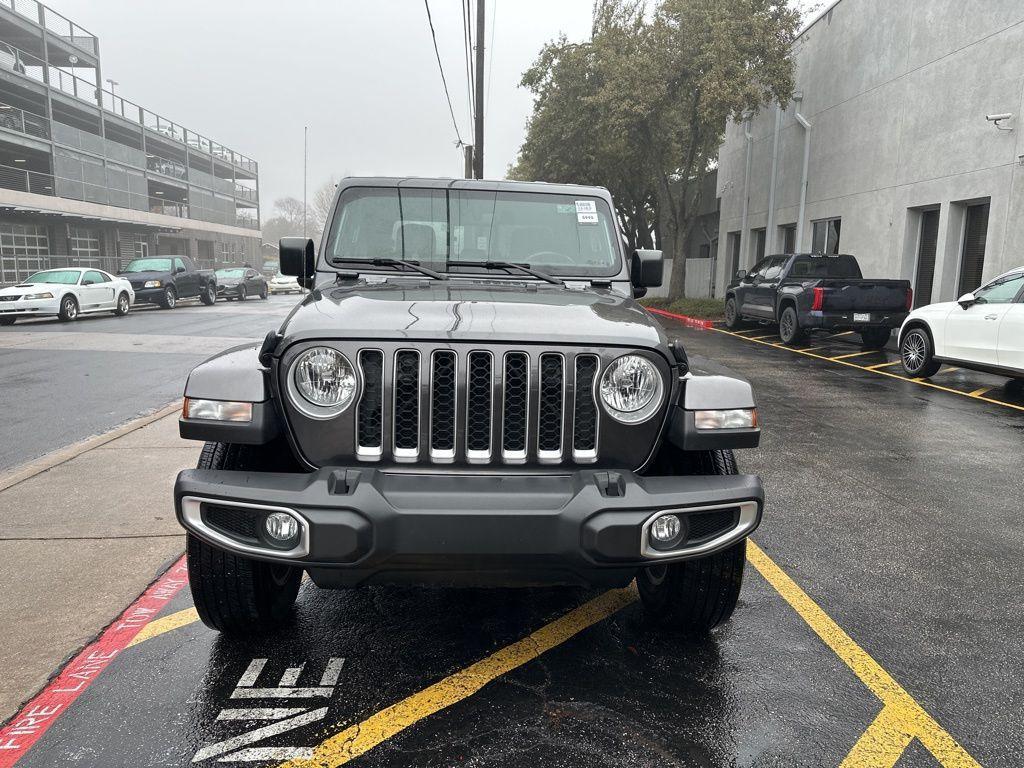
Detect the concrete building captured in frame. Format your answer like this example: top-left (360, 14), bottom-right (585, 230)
top-left (0, 0), bottom-right (260, 284)
top-left (712, 0), bottom-right (1024, 305)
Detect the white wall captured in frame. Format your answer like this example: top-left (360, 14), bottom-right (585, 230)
top-left (645, 258), bottom-right (715, 300)
top-left (714, 0), bottom-right (1024, 300)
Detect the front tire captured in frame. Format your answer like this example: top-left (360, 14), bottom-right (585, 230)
top-left (187, 442), bottom-right (302, 634)
top-left (259, 284), bottom-right (268, 300)
top-left (238, 285), bottom-right (247, 302)
top-left (778, 305), bottom-right (804, 345)
top-left (637, 449), bottom-right (747, 634)
top-left (114, 292), bottom-right (130, 316)
top-left (860, 327), bottom-right (891, 350)
top-left (0, 317), bottom-right (15, 326)
top-left (200, 284), bottom-right (216, 305)
top-left (900, 327), bottom-right (941, 377)
top-left (724, 297), bottom-right (743, 329)
top-left (58, 294), bottom-right (79, 322)
top-left (158, 286), bottom-right (177, 309)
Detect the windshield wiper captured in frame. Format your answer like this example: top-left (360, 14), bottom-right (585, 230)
top-left (330, 257), bottom-right (447, 280)
top-left (449, 260), bottom-right (564, 286)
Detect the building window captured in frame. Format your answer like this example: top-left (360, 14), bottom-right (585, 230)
top-left (958, 202), bottom-right (989, 296)
top-left (698, 242), bottom-right (710, 260)
top-left (913, 209), bottom-right (940, 308)
top-left (0, 223), bottom-right (49, 284)
top-left (780, 224), bottom-right (797, 253)
top-left (69, 227), bottom-right (102, 268)
top-left (727, 231), bottom-right (741, 277)
top-left (811, 218), bottom-right (841, 254)
top-left (752, 228), bottom-right (766, 261)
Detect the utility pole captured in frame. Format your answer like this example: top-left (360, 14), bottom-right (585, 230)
top-left (303, 125), bottom-right (308, 238)
top-left (473, 0), bottom-right (485, 179)
top-left (463, 144), bottom-right (474, 179)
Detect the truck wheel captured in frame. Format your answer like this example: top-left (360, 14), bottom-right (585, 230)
top-left (158, 286), bottom-right (177, 309)
top-left (860, 327), bottom-right (891, 349)
top-left (58, 294), bottom-right (79, 322)
top-left (900, 328), bottom-right (941, 377)
top-left (186, 442), bottom-right (302, 634)
top-left (200, 285), bottom-right (216, 305)
top-left (778, 306), bottom-right (804, 345)
top-left (637, 449), bottom-right (746, 633)
top-left (114, 292), bottom-right (130, 316)
top-left (724, 297), bottom-right (743, 329)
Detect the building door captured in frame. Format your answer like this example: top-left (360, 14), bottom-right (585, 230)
top-left (914, 209), bottom-right (939, 308)
top-left (957, 202), bottom-right (989, 297)
top-left (727, 231), bottom-right (741, 279)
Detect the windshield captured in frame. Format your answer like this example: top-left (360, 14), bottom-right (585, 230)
top-left (25, 270), bottom-right (81, 285)
top-left (122, 258), bottom-right (173, 273)
top-left (324, 187), bottom-right (621, 277)
top-left (216, 268), bottom-right (245, 278)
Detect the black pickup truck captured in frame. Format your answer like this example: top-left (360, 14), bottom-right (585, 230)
top-left (119, 255), bottom-right (217, 309)
top-left (724, 253), bottom-right (912, 348)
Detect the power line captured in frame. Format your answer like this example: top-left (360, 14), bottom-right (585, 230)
top-left (423, 0), bottom-right (464, 146)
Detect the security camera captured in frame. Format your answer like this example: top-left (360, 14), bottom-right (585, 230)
top-left (986, 113), bottom-right (1012, 122)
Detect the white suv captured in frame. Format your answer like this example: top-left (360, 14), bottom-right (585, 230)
top-left (898, 267), bottom-right (1024, 381)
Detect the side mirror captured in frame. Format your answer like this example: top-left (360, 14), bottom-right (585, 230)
top-left (735, 269), bottom-right (747, 281)
top-left (631, 249), bottom-right (663, 289)
top-left (280, 237), bottom-right (316, 288)
top-left (957, 292), bottom-right (977, 309)
top-left (174, 266), bottom-right (186, 274)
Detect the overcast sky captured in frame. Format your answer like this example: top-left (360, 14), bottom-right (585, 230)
top-left (48, 0), bottom-right (595, 218)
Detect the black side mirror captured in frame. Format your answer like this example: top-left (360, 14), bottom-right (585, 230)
top-left (280, 237), bottom-right (316, 289)
top-left (175, 266), bottom-right (186, 274)
top-left (631, 249), bottom-right (663, 289)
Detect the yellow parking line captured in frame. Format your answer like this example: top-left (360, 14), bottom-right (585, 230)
top-left (714, 327), bottom-right (1024, 414)
top-left (933, 367), bottom-right (961, 375)
top-left (826, 331), bottom-right (856, 338)
top-left (747, 542), bottom-right (980, 767)
top-left (278, 587), bottom-right (638, 767)
top-left (866, 360), bottom-right (902, 370)
top-left (830, 350), bottom-right (877, 362)
top-left (127, 607), bottom-right (199, 648)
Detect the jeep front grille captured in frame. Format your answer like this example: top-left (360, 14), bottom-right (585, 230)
top-left (354, 348), bottom-right (601, 465)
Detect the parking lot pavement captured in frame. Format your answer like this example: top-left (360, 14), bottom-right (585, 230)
top-left (2, 314), bottom-right (1019, 767)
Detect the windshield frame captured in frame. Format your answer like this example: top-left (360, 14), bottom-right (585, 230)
top-left (320, 185), bottom-right (626, 280)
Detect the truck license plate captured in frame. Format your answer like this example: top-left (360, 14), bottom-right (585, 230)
top-left (854, 313), bottom-right (871, 322)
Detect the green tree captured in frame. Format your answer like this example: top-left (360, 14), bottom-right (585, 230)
top-left (513, 0), bottom-right (800, 297)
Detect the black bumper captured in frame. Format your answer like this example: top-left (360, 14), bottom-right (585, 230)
top-left (803, 309), bottom-right (908, 331)
top-left (175, 467), bottom-right (764, 588)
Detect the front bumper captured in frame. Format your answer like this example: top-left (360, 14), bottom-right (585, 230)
top-left (132, 287), bottom-right (166, 303)
top-left (805, 309), bottom-right (908, 331)
top-left (0, 297), bottom-right (61, 317)
top-left (175, 467), bottom-right (764, 587)
top-left (217, 284), bottom-right (243, 297)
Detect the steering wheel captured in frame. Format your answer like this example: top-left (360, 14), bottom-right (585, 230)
top-left (525, 250), bottom-right (579, 266)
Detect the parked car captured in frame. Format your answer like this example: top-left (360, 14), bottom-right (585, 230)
top-left (119, 255), bottom-right (216, 309)
top-left (174, 177), bottom-right (764, 637)
top-left (215, 267), bottom-right (267, 301)
top-left (725, 253), bottom-right (913, 348)
top-left (899, 266), bottom-right (1024, 382)
top-left (268, 272), bottom-right (303, 295)
top-left (0, 267), bottom-right (133, 325)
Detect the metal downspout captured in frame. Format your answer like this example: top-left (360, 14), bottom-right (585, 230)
top-left (795, 109), bottom-right (813, 251)
top-left (739, 119), bottom-right (753, 269)
top-left (766, 105), bottom-right (782, 252)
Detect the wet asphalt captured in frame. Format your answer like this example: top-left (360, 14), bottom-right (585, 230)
top-left (9, 316), bottom-right (1024, 767)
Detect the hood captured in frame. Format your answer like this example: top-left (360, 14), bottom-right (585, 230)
top-left (0, 282), bottom-right (55, 294)
top-left (218, 277), bottom-right (242, 285)
top-left (120, 270), bottom-right (168, 283)
top-left (279, 279), bottom-right (668, 349)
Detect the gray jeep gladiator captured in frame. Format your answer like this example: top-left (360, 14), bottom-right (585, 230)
top-left (174, 178), bottom-right (764, 636)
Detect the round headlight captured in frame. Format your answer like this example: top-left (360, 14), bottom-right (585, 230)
top-left (291, 347), bottom-right (357, 413)
top-left (599, 354), bottom-right (664, 423)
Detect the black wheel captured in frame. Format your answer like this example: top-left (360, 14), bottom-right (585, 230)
top-left (724, 297), bottom-right (743, 329)
top-left (158, 286), bottom-right (177, 309)
top-left (186, 442), bottom-right (302, 635)
top-left (114, 292), bottom-right (130, 316)
top-left (58, 294), bottom-right (79, 322)
top-left (259, 284), bottom-right (268, 300)
top-left (778, 305), bottom-right (803, 345)
top-left (860, 327), bottom-right (891, 350)
top-left (900, 327), bottom-right (941, 377)
top-left (200, 284), bottom-right (216, 305)
top-left (238, 285), bottom-right (247, 302)
top-left (637, 449), bottom-right (747, 634)
top-left (0, 316), bottom-right (15, 326)
top-left (1007, 378), bottom-right (1024, 395)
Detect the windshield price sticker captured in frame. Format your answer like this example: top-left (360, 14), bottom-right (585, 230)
top-left (577, 212), bottom-right (599, 224)
top-left (574, 200), bottom-right (596, 213)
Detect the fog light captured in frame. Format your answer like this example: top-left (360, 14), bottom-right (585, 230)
top-left (650, 514), bottom-right (681, 542)
top-left (264, 512), bottom-right (300, 544)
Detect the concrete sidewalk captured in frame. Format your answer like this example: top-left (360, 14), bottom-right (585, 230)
top-left (0, 411), bottom-right (197, 722)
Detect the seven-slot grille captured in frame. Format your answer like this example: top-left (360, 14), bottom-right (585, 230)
top-left (355, 348), bottom-right (601, 465)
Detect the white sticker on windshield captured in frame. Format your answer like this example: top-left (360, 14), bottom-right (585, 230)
top-left (575, 200), bottom-right (596, 214)
top-left (577, 212), bottom-right (599, 225)
top-left (476, 236), bottom-right (488, 250)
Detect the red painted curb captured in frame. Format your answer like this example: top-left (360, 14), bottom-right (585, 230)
top-left (645, 306), bottom-right (717, 329)
top-left (0, 555), bottom-right (189, 767)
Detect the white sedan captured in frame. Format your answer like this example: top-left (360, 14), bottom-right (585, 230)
top-left (0, 268), bottom-right (134, 325)
top-left (268, 273), bottom-right (303, 295)
top-left (898, 266), bottom-right (1024, 381)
